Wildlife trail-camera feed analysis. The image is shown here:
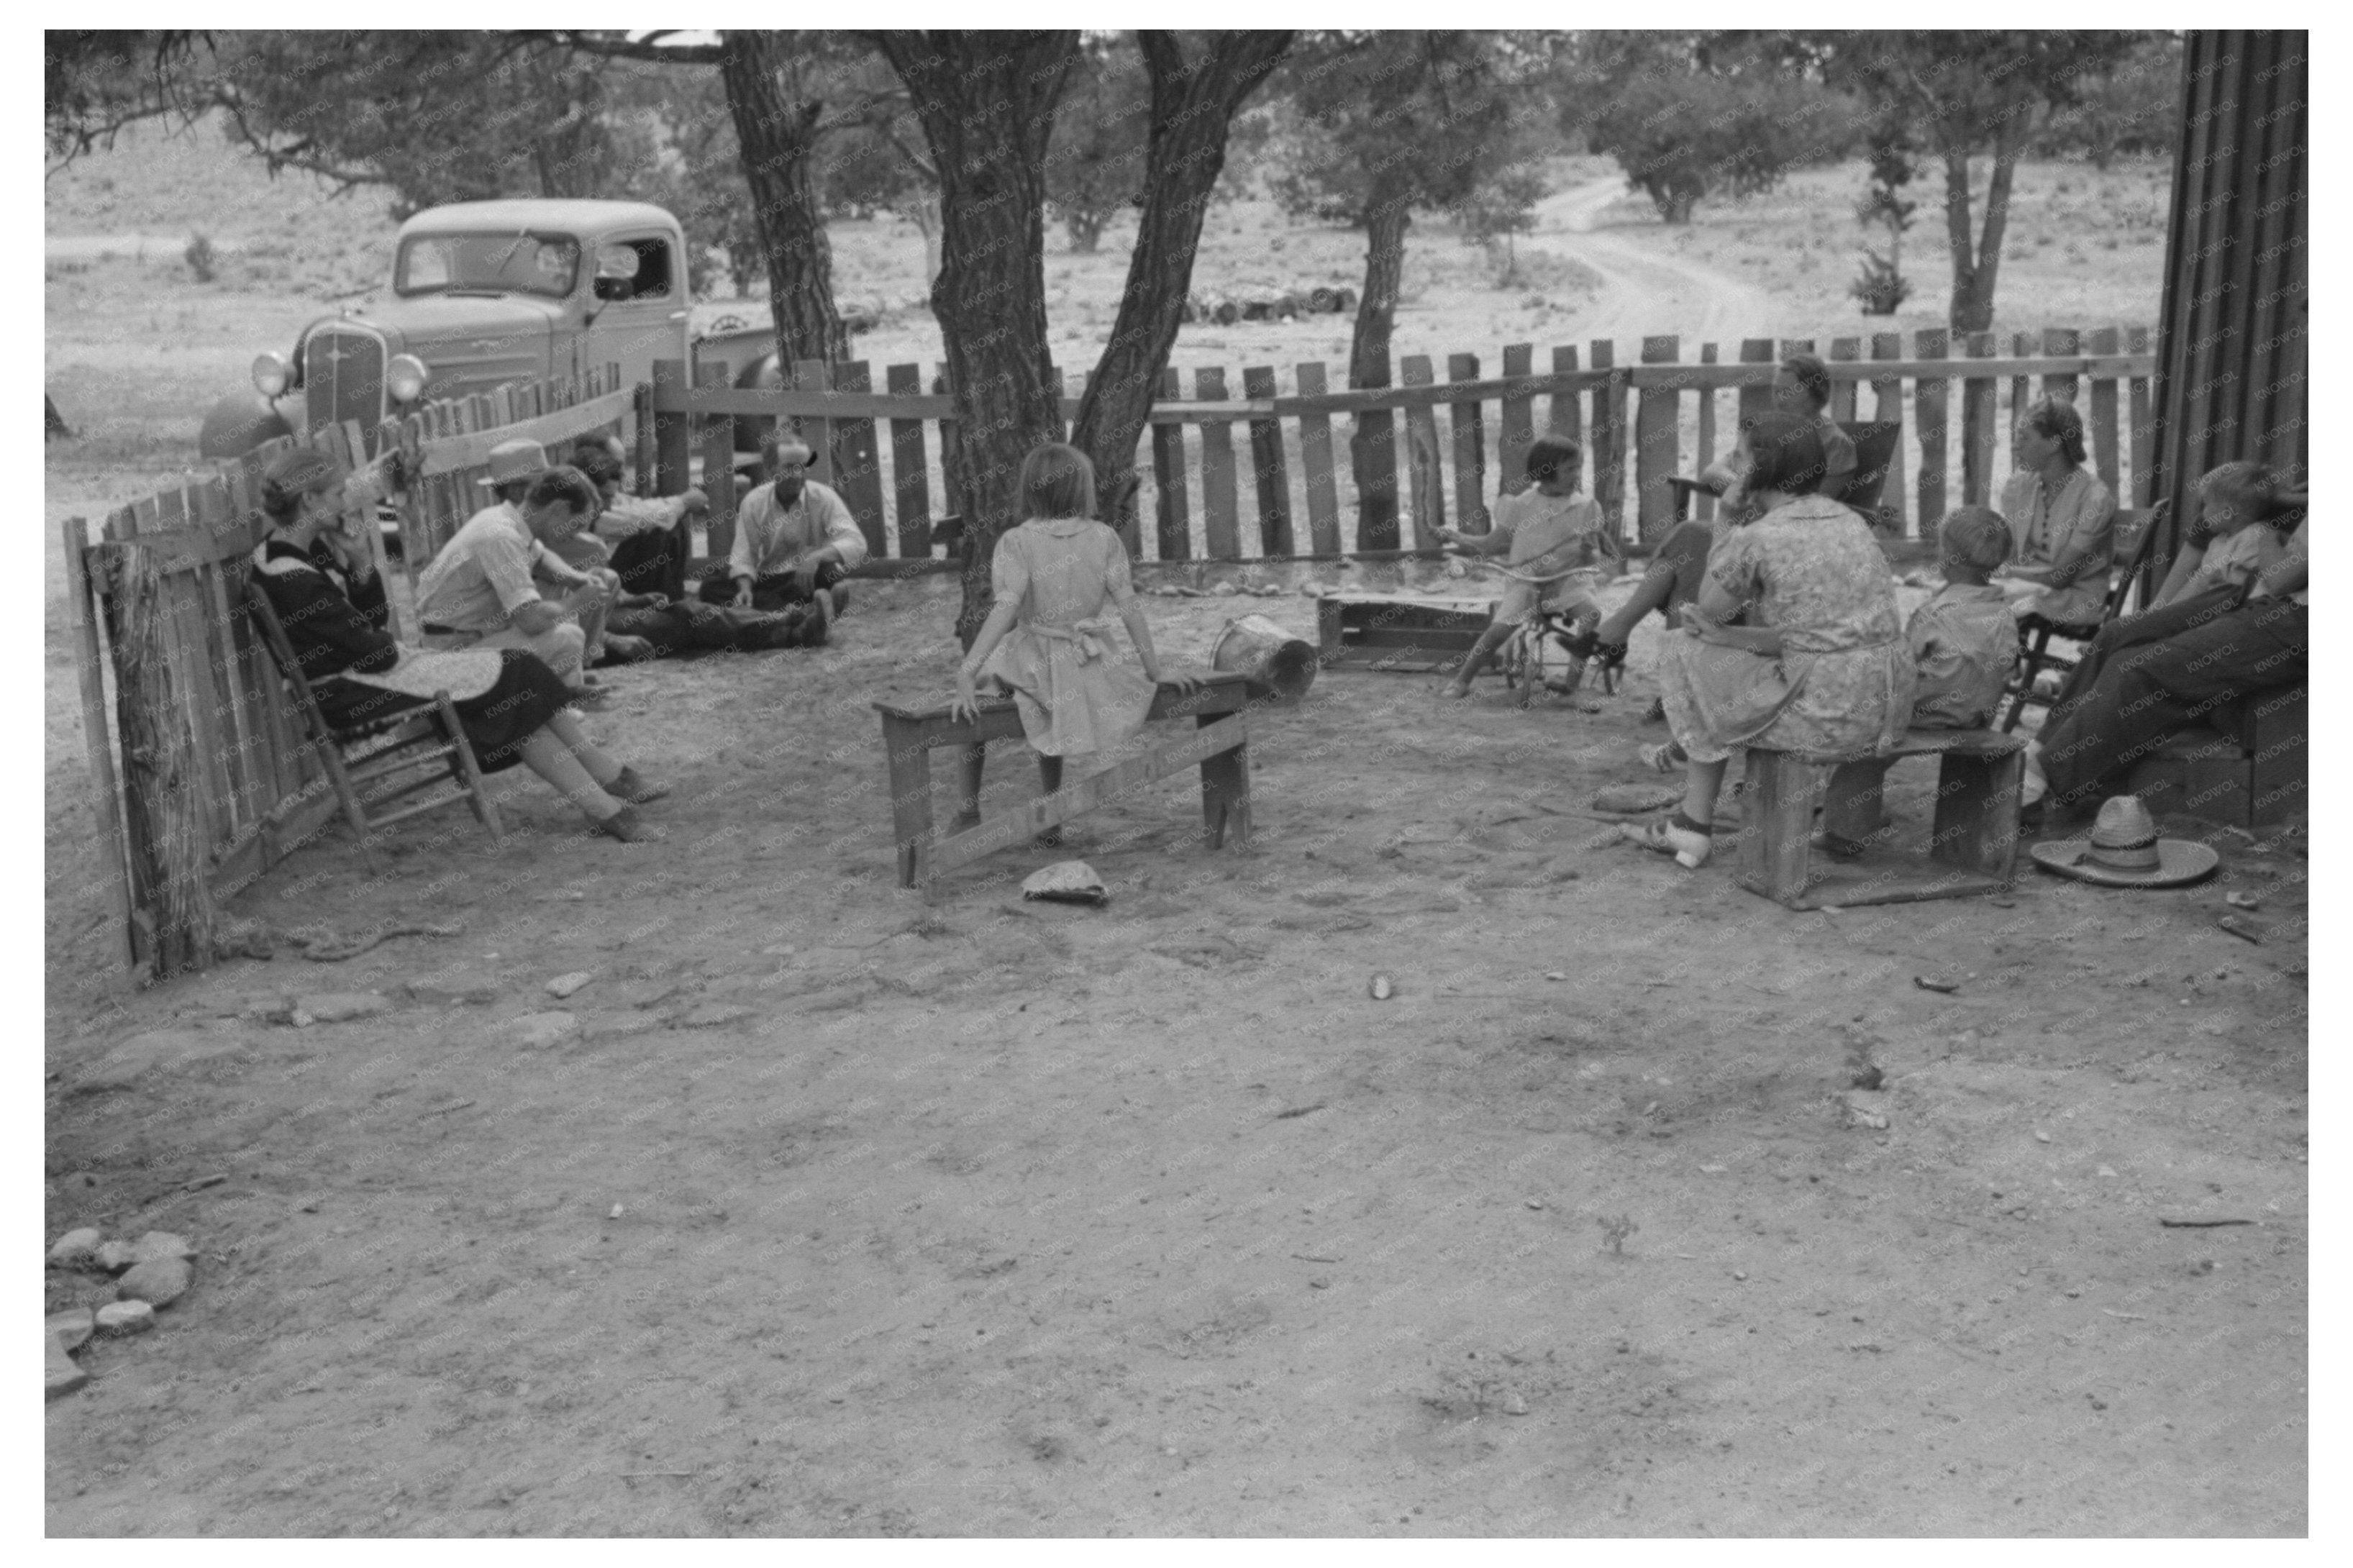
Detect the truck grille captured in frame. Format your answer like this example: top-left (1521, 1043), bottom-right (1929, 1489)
top-left (304, 324), bottom-right (386, 434)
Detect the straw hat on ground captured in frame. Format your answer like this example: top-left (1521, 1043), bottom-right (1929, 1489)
top-left (475, 439), bottom-right (553, 489)
top-left (2029, 795), bottom-right (2219, 888)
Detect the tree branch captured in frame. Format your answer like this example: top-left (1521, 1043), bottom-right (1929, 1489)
top-left (540, 29), bottom-right (723, 67)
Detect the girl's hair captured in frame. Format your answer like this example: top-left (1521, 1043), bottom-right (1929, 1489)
top-left (1779, 353), bottom-right (1832, 410)
top-left (259, 448), bottom-right (342, 521)
top-left (568, 439), bottom-right (624, 487)
top-left (525, 466), bottom-right (600, 519)
top-left (1524, 434), bottom-right (1583, 486)
top-left (1738, 411), bottom-right (1826, 496)
top-left (1939, 506), bottom-right (2014, 570)
top-left (1021, 442), bottom-right (1096, 519)
top-left (2198, 460), bottom-right (2278, 519)
top-left (2019, 395), bottom-right (2088, 465)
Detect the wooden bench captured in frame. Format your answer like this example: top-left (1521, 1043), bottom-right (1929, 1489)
top-left (1738, 729), bottom-right (2025, 909)
top-left (1316, 591), bottom-right (1496, 673)
top-left (2126, 683), bottom-right (2306, 828)
top-left (874, 671), bottom-right (1253, 889)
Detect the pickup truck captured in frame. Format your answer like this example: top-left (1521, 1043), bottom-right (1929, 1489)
top-left (199, 197), bottom-right (782, 462)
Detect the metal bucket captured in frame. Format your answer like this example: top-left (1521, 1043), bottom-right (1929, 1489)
top-left (1212, 614), bottom-right (1318, 705)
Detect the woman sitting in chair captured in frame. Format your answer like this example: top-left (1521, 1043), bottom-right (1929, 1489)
top-left (1619, 413), bottom-right (1914, 870)
top-left (1995, 396), bottom-right (2116, 626)
top-left (250, 448), bottom-right (670, 843)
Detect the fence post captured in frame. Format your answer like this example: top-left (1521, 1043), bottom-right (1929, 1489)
top-left (2042, 326), bottom-right (2080, 406)
top-left (1829, 337), bottom-right (1860, 423)
top-left (1635, 334), bottom-right (1680, 546)
top-left (1737, 338), bottom-right (1776, 427)
top-left (831, 359), bottom-right (888, 560)
top-left (1694, 341), bottom-right (1719, 521)
top-left (2126, 326), bottom-right (2154, 507)
top-left (63, 516), bottom-right (137, 972)
top-left (1870, 334), bottom-right (1908, 537)
top-left (1399, 355), bottom-right (1445, 547)
top-left (1547, 345), bottom-right (1582, 496)
top-left (1242, 365), bottom-right (1293, 557)
top-left (1293, 361), bottom-right (1342, 557)
top-left (1915, 329), bottom-right (1949, 529)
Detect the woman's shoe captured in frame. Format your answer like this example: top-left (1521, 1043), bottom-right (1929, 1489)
top-left (593, 804), bottom-right (663, 843)
top-left (1638, 740), bottom-right (1686, 774)
top-left (606, 766), bottom-right (670, 804)
top-left (1619, 813), bottom-right (1713, 868)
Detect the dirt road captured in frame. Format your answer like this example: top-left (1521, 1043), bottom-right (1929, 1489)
top-left (1535, 177), bottom-right (1782, 357)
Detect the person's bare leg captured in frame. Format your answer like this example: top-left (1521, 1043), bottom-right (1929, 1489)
top-left (951, 742), bottom-right (986, 833)
top-left (1035, 753), bottom-right (1065, 847)
top-left (1446, 622), bottom-right (1514, 697)
top-left (516, 729), bottom-right (622, 818)
top-left (1681, 756), bottom-right (1730, 828)
top-left (542, 711), bottom-right (624, 788)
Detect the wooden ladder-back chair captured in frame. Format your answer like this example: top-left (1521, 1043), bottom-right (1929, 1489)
top-left (1998, 498), bottom-right (2167, 733)
top-left (242, 577), bottom-right (504, 873)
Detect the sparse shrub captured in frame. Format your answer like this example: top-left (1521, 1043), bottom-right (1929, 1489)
top-left (184, 232), bottom-right (217, 283)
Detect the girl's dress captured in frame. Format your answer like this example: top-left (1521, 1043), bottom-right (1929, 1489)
top-left (1659, 494), bottom-right (1916, 765)
top-left (252, 536), bottom-right (572, 772)
top-left (977, 517), bottom-right (1157, 760)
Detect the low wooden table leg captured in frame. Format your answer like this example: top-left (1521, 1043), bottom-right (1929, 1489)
top-left (1738, 750), bottom-right (1817, 906)
top-left (1821, 758), bottom-right (1891, 847)
top-left (1198, 714), bottom-right (1250, 849)
top-left (880, 715), bottom-right (935, 888)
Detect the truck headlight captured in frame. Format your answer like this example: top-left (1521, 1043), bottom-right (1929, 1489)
top-left (252, 352), bottom-right (291, 397)
top-left (386, 354), bottom-right (429, 404)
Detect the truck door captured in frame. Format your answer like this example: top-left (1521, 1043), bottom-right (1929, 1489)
top-left (581, 232), bottom-right (690, 396)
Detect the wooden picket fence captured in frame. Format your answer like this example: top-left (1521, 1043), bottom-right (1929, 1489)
top-left (672, 326), bottom-right (2157, 566)
top-left (65, 370), bottom-right (636, 982)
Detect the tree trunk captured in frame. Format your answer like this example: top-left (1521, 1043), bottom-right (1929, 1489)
top-left (1943, 130), bottom-right (2022, 336)
top-left (721, 30), bottom-right (850, 367)
top-left (1347, 192), bottom-right (1411, 552)
top-left (875, 31), bottom-right (1078, 648)
top-left (1069, 30), bottom-right (1291, 546)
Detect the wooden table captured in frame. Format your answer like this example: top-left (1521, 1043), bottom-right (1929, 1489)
top-left (1314, 591), bottom-right (1496, 673)
top-left (873, 671), bottom-right (1253, 889)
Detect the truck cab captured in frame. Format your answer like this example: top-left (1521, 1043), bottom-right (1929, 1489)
top-left (200, 199), bottom-right (692, 460)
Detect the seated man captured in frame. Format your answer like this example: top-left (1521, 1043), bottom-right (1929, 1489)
top-left (1696, 352), bottom-right (1857, 501)
top-left (416, 456), bottom-right (616, 696)
top-left (2022, 509), bottom-right (2307, 824)
top-left (697, 432), bottom-right (865, 617)
top-left (566, 437), bottom-right (707, 602)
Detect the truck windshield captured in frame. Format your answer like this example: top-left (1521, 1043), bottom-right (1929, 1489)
top-left (395, 232), bottom-right (581, 298)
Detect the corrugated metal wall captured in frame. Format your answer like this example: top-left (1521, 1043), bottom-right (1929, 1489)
top-left (2151, 30), bottom-right (2308, 570)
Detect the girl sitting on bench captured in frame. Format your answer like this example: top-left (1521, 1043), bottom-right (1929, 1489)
top-left (949, 444), bottom-right (1199, 846)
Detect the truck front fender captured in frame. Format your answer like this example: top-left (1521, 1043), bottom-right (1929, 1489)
top-left (197, 392), bottom-right (299, 461)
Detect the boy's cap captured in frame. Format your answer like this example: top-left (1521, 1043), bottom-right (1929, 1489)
top-left (1939, 506), bottom-right (2012, 571)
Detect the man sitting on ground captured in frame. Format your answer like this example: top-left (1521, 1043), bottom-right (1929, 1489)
top-left (417, 454), bottom-right (619, 696)
top-left (698, 432), bottom-right (865, 617)
top-left (567, 437), bottom-right (706, 602)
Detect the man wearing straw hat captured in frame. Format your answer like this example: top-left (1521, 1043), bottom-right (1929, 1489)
top-left (416, 439), bottom-right (620, 695)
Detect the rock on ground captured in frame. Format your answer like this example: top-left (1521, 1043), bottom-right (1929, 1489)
top-left (130, 1231), bottom-right (195, 1264)
top-left (511, 1012), bottom-right (580, 1049)
top-left (48, 1308), bottom-right (96, 1352)
top-left (75, 1029), bottom-right (247, 1092)
top-left (47, 1331), bottom-right (88, 1400)
top-left (47, 1227), bottom-right (102, 1267)
top-left (94, 1300), bottom-right (155, 1336)
top-left (295, 991), bottom-right (391, 1023)
top-left (117, 1256), bottom-right (193, 1308)
top-left (544, 972), bottom-right (595, 999)
top-left (94, 1239), bottom-right (140, 1273)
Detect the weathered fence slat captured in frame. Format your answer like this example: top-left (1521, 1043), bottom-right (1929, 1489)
top-left (1916, 329), bottom-right (1949, 529)
top-left (1151, 367), bottom-right (1191, 562)
top-left (1241, 365), bottom-right (1293, 557)
top-left (1195, 367), bottom-right (1241, 559)
top-left (1829, 337), bottom-right (1861, 423)
top-left (1696, 341), bottom-right (1719, 522)
top-left (1962, 332), bottom-right (1998, 506)
top-left (1399, 355), bottom-right (1445, 547)
top-left (1547, 345), bottom-right (1583, 495)
top-left (1589, 339), bottom-right (1626, 538)
top-left (2127, 326), bottom-right (2154, 507)
top-left (1498, 343), bottom-right (1535, 498)
top-left (1447, 352), bottom-right (1488, 531)
top-left (63, 517), bottom-right (138, 971)
top-left (698, 360), bottom-right (737, 565)
top-left (831, 359), bottom-right (889, 560)
top-left (2042, 326), bottom-right (2080, 407)
top-left (1635, 335), bottom-right (1680, 544)
top-left (1293, 361), bottom-right (1341, 556)
top-left (886, 362), bottom-right (932, 557)
top-left (2087, 326), bottom-right (2122, 498)
top-left (1737, 338), bottom-right (1776, 429)
top-left (1870, 333), bottom-right (1908, 535)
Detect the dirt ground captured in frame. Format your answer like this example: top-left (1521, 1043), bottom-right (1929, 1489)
top-left (44, 560), bottom-right (2306, 1536)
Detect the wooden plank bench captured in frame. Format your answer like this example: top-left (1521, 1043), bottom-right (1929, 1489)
top-left (1739, 728), bottom-right (2025, 909)
top-left (874, 670), bottom-right (1253, 889)
top-left (1316, 591), bottom-right (1496, 673)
